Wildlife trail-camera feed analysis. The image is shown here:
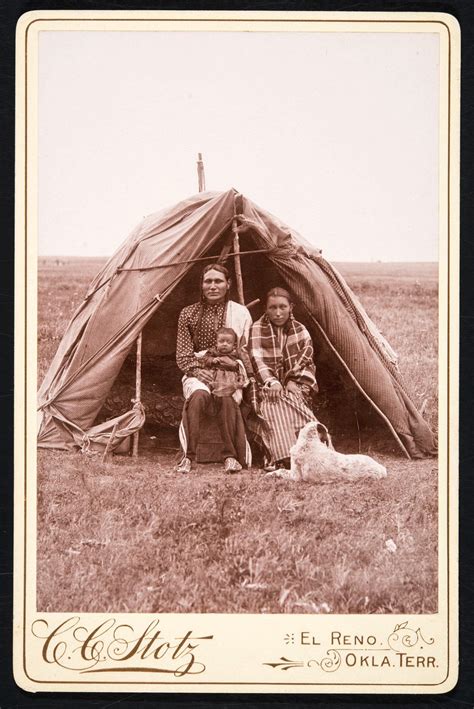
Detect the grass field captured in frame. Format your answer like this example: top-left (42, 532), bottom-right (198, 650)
top-left (37, 258), bottom-right (438, 614)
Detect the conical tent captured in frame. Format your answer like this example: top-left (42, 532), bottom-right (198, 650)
top-left (38, 189), bottom-right (436, 459)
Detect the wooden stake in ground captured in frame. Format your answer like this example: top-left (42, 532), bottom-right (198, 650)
top-left (132, 331), bottom-right (142, 457)
top-left (103, 422), bottom-right (118, 463)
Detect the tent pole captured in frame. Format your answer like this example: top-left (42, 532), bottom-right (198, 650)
top-left (132, 332), bottom-right (142, 457)
top-left (232, 218), bottom-right (245, 305)
top-left (197, 153), bottom-right (206, 192)
top-left (217, 233), bottom-right (234, 263)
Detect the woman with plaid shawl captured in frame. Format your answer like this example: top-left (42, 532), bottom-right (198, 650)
top-left (248, 287), bottom-right (319, 469)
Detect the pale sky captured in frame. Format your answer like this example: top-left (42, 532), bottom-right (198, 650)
top-left (38, 29), bottom-right (439, 261)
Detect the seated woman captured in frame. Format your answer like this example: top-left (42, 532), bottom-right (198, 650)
top-left (248, 287), bottom-right (321, 469)
top-left (175, 263), bottom-right (252, 474)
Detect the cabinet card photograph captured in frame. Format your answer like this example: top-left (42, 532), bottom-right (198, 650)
top-left (14, 10), bottom-right (459, 694)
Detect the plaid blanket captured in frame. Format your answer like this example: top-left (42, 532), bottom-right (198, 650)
top-left (248, 314), bottom-right (317, 390)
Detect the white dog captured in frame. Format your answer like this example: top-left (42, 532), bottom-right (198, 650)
top-left (267, 421), bottom-right (387, 483)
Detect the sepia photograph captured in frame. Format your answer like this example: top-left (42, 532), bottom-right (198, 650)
top-left (34, 23), bottom-right (441, 619)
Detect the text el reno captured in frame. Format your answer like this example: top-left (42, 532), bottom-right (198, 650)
top-left (31, 617), bottom-right (213, 676)
top-left (300, 631), bottom-right (382, 646)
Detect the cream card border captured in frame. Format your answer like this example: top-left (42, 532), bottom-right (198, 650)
top-left (14, 10), bottom-right (460, 694)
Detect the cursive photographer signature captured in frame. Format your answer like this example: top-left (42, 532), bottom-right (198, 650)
top-left (31, 617), bottom-right (213, 676)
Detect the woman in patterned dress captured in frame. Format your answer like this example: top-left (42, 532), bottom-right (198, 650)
top-left (248, 287), bottom-right (320, 469)
top-left (175, 264), bottom-right (252, 474)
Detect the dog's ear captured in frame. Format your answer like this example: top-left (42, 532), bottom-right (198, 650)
top-left (317, 423), bottom-right (332, 447)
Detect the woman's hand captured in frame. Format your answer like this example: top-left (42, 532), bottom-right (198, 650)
top-left (265, 381), bottom-right (283, 402)
top-left (197, 369), bottom-right (215, 386)
top-left (285, 380), bottom-right (300, 397)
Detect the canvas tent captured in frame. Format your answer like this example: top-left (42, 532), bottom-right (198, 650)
top-left (38, 189), bottom-right (436, 459)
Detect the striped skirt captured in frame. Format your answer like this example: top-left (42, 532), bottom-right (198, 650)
top-left (258, 391), bottom-right (316, 464)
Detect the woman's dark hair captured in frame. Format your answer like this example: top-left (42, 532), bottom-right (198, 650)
top-left (265, 286), bottom-right (292, 305)
top-left (201, 262), bottom-right (230, 280)
top-left (200, 263), bottom-right (231, 302)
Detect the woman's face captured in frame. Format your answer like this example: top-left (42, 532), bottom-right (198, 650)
top-left (202, 269), bottom-right (230, 303)
top-left (266, 295), bottom-right (292, 327)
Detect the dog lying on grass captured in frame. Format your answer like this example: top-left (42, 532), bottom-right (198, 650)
top-left (266, 421), bottom-right (387, 483)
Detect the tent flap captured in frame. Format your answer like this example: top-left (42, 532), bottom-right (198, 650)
top-left (39, 402), bottom-right (145, 454)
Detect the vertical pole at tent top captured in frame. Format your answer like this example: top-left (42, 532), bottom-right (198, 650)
top-left (232, 193), bottom-right (245, 305)
top-left (132, 331), bottom-right (142, 457)
top-left (232, 218), bottom-right (245, 306)
top-left (197, 153), bottom-right (206, 192)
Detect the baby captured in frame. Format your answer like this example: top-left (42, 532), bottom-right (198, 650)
top-left (195, 327), bottom-right (249, 404)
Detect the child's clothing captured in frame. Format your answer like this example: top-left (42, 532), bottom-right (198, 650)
top-left (194, 348), bottom-right (249, 404)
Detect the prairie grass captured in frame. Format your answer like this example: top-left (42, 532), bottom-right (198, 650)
top-left (37, 258), bottom-right (438, 614)
top-left (37, 449), bottom-right (437, 614)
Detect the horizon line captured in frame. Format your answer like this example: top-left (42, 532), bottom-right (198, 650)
top-left (38, 254), bottom-right (439, 264)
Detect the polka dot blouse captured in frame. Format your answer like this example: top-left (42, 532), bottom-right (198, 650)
top-left (176, 301), bottom-right (226, 374)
